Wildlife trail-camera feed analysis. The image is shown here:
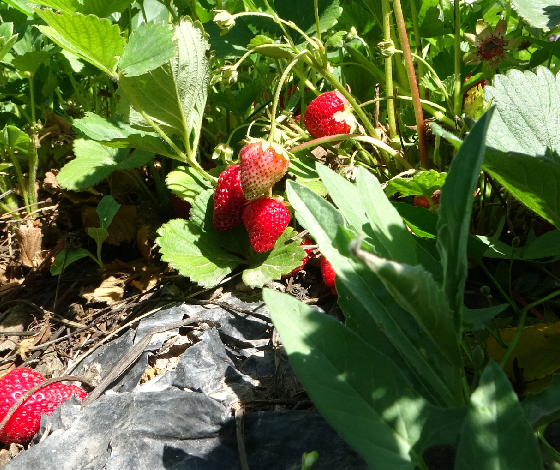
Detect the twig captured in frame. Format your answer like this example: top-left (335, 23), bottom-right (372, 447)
top-left (81, 316), bottom-right (201, 407)
top-left (235, 405), bottom-right (250, 470)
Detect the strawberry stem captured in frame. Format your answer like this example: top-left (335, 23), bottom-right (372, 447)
top-left (268, 51), bottom-right (308, 144)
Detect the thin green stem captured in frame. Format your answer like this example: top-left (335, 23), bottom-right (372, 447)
top-left (382, 0), bottom-right (397, 138)
top-left (28, 72), bottom-right (36, 125)
top-left (119, 80), bottom-right (216, 184)
top-left (290, 133), bottom-right (412, 169)
top-left (499, 290), bottom-right (560, 368)
top-left (478, 260), bottom-right (521, 316)
top-left (453, 0), bottom-right (462, 117)
top-left (268, 51), bottom-right (308, 143)
top-left (392, 0), bottom-right (429, 168)
top-left (314, 0), bottom-right (321, 43)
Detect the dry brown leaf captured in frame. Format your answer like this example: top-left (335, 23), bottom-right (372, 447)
top-left (15, 221), bottom-right (42, 267)
top-left (43, 171), bottom-right (60, 191)
top-left (16, 338), bottom-right (35, 360)
top-left (80, 276), bottom-right (124, 304)
top-left (82, 205), bottom-right (137, 245)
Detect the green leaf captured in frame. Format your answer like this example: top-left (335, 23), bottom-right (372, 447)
top-left (393, 202), bottom-right (438, 239)
top-left (156, 219), bottom-right (242, 288)
top-left (87, 227), bottom-right (108, 245)
top-left (275, 0), bottom-right (342, 40)
top-left (523, 230), bottom-right (560, 259)
top-left (357, 166), bottom-right (418, 265)
top-left (80, 0), bottom-right (133, 17)
top-left (0, 125), bottom-right (33, 156)
top-left (437, 109), bottom-right (493, 326)
top-left (455, 361), bottom-right (542, 470)
top-left (484, 149), bottom-right (560, 229)
top-left (31, 0), bottom-right (80, 13)
top-left (118, 21), bottom-right (176, 77)
top-left (56, 139), bottom-right (154, 190)
top-left (119, 18), bottom-right (209, 156)
top-left (509, 0), bottom-right (560, 30)
top-left (263, 289), bottom-right (426, 469)
top-left (350, 242), bottom-right (462, 371)
top-left (96, 195), bottom-right (120, 229)
top-left (1, 0), bottom-right (34, 16)
top-left (50, 248), bottom-right (93, 275)
top-left (523, 372), bottom-right (560, 427)
top-left (485, 67), bottom-right (560, 161)
top-left (204, 18), bottom-right (254, 59)
top-left (72, 113), bottom-right (172, 156)
top-left (386, 170), bottom-right (446, 198)
top-left (166, 165), bottom-right (213, 203)
top-left (242, 227), bottom-right (307, 287)
top-left (35, 9), bottom-right (125, 78)
top-left (0, 23), bottom-right (19, 62)
top-left (287, 180), bottom-right (463, 407)
top-left (462, 304), bottom-right (509, 331)
top-left (11, 50), bottom-right (51, 73)
top-left (314, 163), bottom-right (366, 232)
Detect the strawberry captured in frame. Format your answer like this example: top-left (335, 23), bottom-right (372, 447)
top-left (320, 257), bottom-right (337, 295)
top-left (171, 193), bottom-right (192, 219)
top-left (282, 236), bottom-right (313, 278)
top-left (413, 189), bottom-right (441, 209)
top-left (213, 164), bottom-right (248, 231)
top-left (0, 368), bottom-right (87, 444)
top-left (242, 198), bottom-right (291, 253)
top-left (303, 91), bottom-right (357, 139)
top-left (239, 139), bottom-right (290, 201)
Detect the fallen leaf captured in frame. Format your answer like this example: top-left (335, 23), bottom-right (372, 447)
top-left (16, 338), bottom-right (35, 360)
top-left (0, 307), bottom-right (30, 352)
top-left (80, 276), bottom-right (124, 304)
top-left (485, 322), bottom-right (560, 381)
top-left (15, 221), bottom-right (42, 267)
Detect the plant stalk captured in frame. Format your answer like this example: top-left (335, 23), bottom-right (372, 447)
top-left (453, 0), bottom-right (462, 117)
top-left (382, 0), bottom-right (397, 138)
top-left (392, 0), bottom-right (429, 169)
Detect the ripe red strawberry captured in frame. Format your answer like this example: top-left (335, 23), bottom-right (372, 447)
top-left (242, 198), bottom-right (291, 253)
top-left (213, 164), bottom-right (248, 231)
top-left (282, 236), bottom-right (313, 278)
top-left (320, 257), bottom-right (337, 295)
top-left (0, 368), bottom-right (87, 444)
top-left (239, 139), bottom-right (290, 201)
top-left (303, 91), bottom-right (357, 138)
top-left (171, 193), bottom-right (192, 219)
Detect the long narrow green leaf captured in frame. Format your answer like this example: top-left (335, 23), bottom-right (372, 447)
top-left (264, 289), bottom-right (425, 470)
top-left (357, 166), bottom-right (418, 264)
top-left (455, 361), bottom-right (542, 470)
top-left (350, 244), bottom-right (462, 370)
top-left (287, 180), bottom-right (462, 406)
top-left (436, 109), bottom-right (494, 328)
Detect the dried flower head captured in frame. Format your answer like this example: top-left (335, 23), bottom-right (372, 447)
top-left (463, 19), bottom-right (522, 69)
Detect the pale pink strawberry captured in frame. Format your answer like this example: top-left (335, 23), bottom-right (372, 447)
top-left (213, 165), bottom-right (248, 231)
top-left (0, 368), bottom-right (87, 444)
top-left (242, 198), bottom-right (291, 253)
top-left (239, 139), bottom-right (290, 201)
top-left (303, 91), bottom-right (357, 138)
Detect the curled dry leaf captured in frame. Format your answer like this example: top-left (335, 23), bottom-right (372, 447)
top-left (15, 221), bottom-right (42, 268)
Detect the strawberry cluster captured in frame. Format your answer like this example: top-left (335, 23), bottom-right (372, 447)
top-left (0, 368), bottom-right (87, 444)
top-left (212, 139), bottom-right (291, 254)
